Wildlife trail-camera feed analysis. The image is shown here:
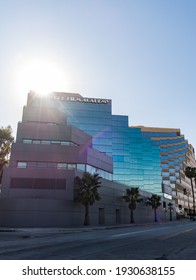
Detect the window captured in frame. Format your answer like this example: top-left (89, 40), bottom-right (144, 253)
top-left (37, 162), bottom-right (47, 168)
top-left (23, 139), bottom-right (32, 144)
top-left (41, 140), bottom-right (50, 145)
top-left (61, 141), bottom-right (70, 146)
top-left (27, 162), bottom-right (37, 167)
top-left (32, 140), bottom-right (40, 144)
top-left (77, 164), bottom-right (86, 171)
top-left (47, 162), bottom-right (57, 168)
top-left (67, 164), bottom-right (76, 170)
top-left (57, 163), bottom-right (67, 169)
top-left (86, 165), bottom-right (97, 174)
top-left (51, 141), bottom-right (60, 145)
top-left (17, 162), bottom-right (27, 168)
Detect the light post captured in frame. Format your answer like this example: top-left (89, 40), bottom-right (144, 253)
top-left (163, 201), bottom-right (167, 222)
top-left (183, 188), bottom-right (191, 216)
top-left (168, 202), bottom-right (173, 221)
top-left (164, 208), bottom-right (167, 222)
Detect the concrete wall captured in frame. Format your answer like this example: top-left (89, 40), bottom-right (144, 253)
top-left (0, 175), bottom-right (176, 227)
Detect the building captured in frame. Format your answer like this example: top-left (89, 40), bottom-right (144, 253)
top-left (0, 98), bottom-right (115, 226)
top-left (2, 90), bottom-right (195, 226)
top-left (137, 126), bottom-right (196, 215)
top-left (27, 91), bottom-right (162, 195)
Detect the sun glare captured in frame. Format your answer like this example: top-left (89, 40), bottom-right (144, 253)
top-left (14, 55), bottom-right (70, 96)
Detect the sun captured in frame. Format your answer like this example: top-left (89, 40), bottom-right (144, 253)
top-left (13, 55), bottom-right (70, 96)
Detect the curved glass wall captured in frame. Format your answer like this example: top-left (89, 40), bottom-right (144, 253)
top-left (141, 129), bottom-right (189, 198)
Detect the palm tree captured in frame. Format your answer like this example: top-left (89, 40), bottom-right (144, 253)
top-left (184, 166), bottom-right (196, 215)
top-left (74, 172), bottom-right (102, 226)
top-left (123, 187), bottom-right (143, 223)
top-left (145, 194), bottom-right (161, 222)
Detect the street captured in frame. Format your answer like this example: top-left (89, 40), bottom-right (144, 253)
top-left (0, 221), bottom-right (196, 260)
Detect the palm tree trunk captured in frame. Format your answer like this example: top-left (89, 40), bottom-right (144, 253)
top-left (154, 208), bottom-right (158, 222)
top-left (130, 209), bottom-right (134, 223)
top-left (84, 204), bottom-right (90, 226)
top-left (188, 194), bottom-right (190, 215)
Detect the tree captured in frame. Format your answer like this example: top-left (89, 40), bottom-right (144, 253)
top-left (0, 126), bottom-right (14, 184)
top-left (123, 187), bottom-right (143, 223)
top-left (145, 194), bottom-right (161, 222)
top-left (75, 172), bottom-right (102, 226)
top-left (184, 166), bottom-right (196, 215)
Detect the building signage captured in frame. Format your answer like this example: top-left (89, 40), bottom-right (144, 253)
top-left (49, 94), bottom-right (110, 104)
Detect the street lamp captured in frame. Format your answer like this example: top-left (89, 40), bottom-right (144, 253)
top-left (168, 202), bottom-right (173, 221)
top-left (183, 188), bottom-right (191, 215)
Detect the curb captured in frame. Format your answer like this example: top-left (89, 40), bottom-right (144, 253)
top-left (0, 220), bottom-right (189, 235)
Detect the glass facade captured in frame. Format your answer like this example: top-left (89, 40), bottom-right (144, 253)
top-left (29, 92), bottom-right (163, 195)
top-left (111, 117), bottom-right (162, 194)
top-left (64, 100), bottom-right (113, 157)
top-left (140, 128), bottom-right (189, 198)
top-left (27, 91), bottom-right (196, 202)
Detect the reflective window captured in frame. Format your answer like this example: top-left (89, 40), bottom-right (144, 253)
top-left (17, 162), bottom-right (27, 168)
top-left (32, 140), bottom-right (40, 144)
top-left (27, 162), bottom-right (37, 167)
top-left (23, 139), bottom-right (32, 144)
top-left (61, 141), bottom-right (70, 146)
top-left (77, 164), bottom-right (86, 172)
top-left (86, 165), bottom-right (97, 174)
top-left (57, 163), bottom-right (67, 169)
top-left (51, 140), bottom-right (61, 144)
top-left (41, 140), bottom-right (50, 145)
top-left (47, 162), bottom-right (57, 168)
top-left (67, 164), bottom-right (76, 169)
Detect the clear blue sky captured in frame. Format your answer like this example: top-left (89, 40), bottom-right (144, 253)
top-left (1, 0), bottom-right (196, 148)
